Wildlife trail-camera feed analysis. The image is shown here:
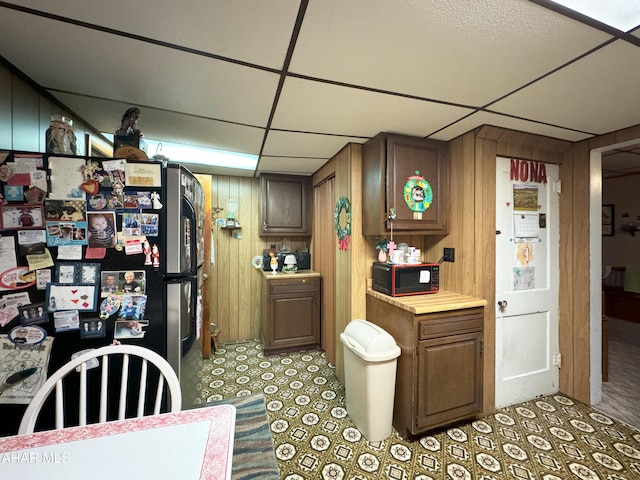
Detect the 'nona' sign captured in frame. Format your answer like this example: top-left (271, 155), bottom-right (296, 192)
top-left (510, 159), bottom-right (548, 184)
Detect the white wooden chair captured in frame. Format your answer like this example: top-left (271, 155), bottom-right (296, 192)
top-left (19, 344), bottom-right (182, 434)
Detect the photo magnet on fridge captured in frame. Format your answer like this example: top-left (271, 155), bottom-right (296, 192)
top-left (79, 317), bottom-right (106, 339)
top-left (114, 320), bottom-right (148, 339)
top-left (18, 302), bottom-right (47, 326)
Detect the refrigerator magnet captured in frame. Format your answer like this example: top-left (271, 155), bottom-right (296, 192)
top-left (99, 295), bottom-right (122, 319)
top-left (87, 212), bottom-right (117, 248)
top-left (114, 320), bottom-right (148, 339)
top-left (79, 318), bottom-right (106, 339)
top-left (0, 204), bottom-right (44, 230)
top-left (125, 162), bottom-right (161, 187)
top-left (124, 239), bottom-right (144, 255)
top-left (18, 303), bottom-right (47, 326)
top-left (137, 191), bottom-right (152, 208)
top-left (45, 283), bottom-right (98, 312)
top-left (8, 325), bottom-right (47, 346)
top-left (53, 310), bottom-right (80, 332)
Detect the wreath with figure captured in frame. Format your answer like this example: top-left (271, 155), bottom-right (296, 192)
top-left (334, 196), bottom-right (351, 251)
top-left (404, 172), bottom-right (433, 213)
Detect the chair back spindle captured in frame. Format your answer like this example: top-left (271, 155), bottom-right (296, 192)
top-left (19, 345), bottom-right (181, 435)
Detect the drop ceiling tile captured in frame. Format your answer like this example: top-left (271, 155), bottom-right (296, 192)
top-left (0, 8), bottom-right (279, 127)
top-left (257, 156), bottom-right (328, 176)
top-left (262, 130), bottom-right (365, 159)
top-left (490, 41), bottom-right (640, 135)
top-left (53, 93), bottom-right (265, 155)
top-left (290, 0), bottom-right (612, 106)
top-left (4, 0), bottom-right (299, 69)
top-left (433, 111), bottom-right (593, 143)
top-left (272, 77), bottom-right (473, 138)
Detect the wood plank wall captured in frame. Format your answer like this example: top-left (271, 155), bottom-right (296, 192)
top-left (207, 175), bottom-right (311, 345)
top-left (400, 126), bottom-right (579, 413)
top-left (566, 124), bottom-right (640, 403)
top-left (312, 143), bottom-right (368, 382)
top-left (194, 174), bottom-right (213, 358)
top-left (0, 62), bottom-right (93, 154)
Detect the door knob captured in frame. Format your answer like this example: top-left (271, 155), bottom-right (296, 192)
top-left (202, 273), bottom-right (209, 280)
top-left (497, 300), bottom-right (508, 309)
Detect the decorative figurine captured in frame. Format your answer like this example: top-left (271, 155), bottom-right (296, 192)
top-left (152, 244), bottom-right (160, 268)
top-left (111, 179), bottom-right (125, 197)
top-left (144, 240), bottom-right (152, 265)
top-left (115, 107), bottom-right (142, 138)
top-left (151, 191), bottom-right (163, 209)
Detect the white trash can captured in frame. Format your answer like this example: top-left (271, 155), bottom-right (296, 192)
top-left (340, 319), bottom-right (401, 442)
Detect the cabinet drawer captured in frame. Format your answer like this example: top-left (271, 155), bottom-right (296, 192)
top-left (269, 278), bottom-right (319, 295)
top-left (419, 312), bottom-right (482, 340)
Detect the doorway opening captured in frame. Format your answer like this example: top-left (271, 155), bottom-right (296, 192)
top-left (589, 138), bottom-right (640, 426)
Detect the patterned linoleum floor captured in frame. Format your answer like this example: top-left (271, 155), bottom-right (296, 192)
top-left (194, 341), bottom-right (640, 480)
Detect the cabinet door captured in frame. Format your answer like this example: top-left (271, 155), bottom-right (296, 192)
top-left (260, 174), bottom-right (311, 236)
top-left (362, 133), bottom-right (448, 235)
top-left (386, 134), bottom-right (447, 232)
top-left (415, 331), bottom-right (482, 431)
top-left (268, 292), bottom-right (319, 349)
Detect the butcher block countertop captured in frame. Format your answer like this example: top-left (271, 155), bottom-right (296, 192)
top-left (261, 270), bottom-right (320, 280)
top-left (367, 288), bottom-right (487, 314)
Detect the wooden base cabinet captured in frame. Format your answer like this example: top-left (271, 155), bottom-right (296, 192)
top-left (366, 295), bottom-right (483, 439)
top-left (261, 272), bottom-right (320, 355)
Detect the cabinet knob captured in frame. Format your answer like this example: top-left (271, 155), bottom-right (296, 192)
top-left (301, 279), bottom-right (306, 283)
top-left (263, 222), bottom-right (268, 232)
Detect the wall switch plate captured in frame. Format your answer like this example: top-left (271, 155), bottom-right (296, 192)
top-left (443, 248), bottom-right (455, 262)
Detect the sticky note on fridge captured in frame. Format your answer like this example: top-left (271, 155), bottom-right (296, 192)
top-left (85, 247), bottom-right (107, 259)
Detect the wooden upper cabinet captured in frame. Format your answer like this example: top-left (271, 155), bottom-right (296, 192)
top-left (260, 174), bottom-right (311, 236)
top-left (362, 133), bottom-right (448, 235)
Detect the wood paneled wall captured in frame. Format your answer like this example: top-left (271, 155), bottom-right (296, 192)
top-left (565, 124), bottom-right (640, 403)
top-left (206, 175), bottom-right (311, 345)
top-left (312, 143), bottom-right (367, 382)
top-left (0, 61), bottom-right (94, 154)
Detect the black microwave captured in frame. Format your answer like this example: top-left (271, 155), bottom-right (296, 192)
top-left (372, 262), bottom-right (439, 297)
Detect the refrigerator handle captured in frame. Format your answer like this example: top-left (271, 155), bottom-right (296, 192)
top-left (182, 277), bottom-right (198, 354)
top-left (182, 196), bottom-right (198, 275)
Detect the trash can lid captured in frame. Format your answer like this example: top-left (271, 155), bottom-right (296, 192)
top-left (340, 319), bottom-right (400, 362)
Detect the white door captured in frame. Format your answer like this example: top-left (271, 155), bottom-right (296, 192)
top-left (495, 157), bottom-right (560, 408)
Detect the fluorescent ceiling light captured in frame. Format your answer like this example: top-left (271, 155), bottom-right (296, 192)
top-left (551, 0), bottom-right (640, 32)
top-left (104, 134), bottom-right (258, 170)
top-left (144, 139), bottom-right (258, 170)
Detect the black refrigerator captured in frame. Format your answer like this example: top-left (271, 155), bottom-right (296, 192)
top-left (0, 154), bottom-right (205, 436)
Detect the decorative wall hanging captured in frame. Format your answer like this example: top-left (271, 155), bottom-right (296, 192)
top-left (403, 171), bottom-right (433, 212)
top-left (334, 196), bottom-right (351, 251)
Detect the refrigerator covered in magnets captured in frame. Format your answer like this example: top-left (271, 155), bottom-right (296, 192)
top-left (0, 152), bottom-right (205, 436)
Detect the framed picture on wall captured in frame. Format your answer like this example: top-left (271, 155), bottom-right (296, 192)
top-left (602, 204), bottom-right (614, 236)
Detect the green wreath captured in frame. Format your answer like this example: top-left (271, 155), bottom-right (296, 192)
top-left (334, 197), bottom-right (351, 249)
